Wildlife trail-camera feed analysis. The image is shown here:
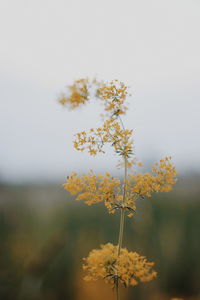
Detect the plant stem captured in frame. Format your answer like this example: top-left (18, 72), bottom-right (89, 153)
top-left (115, 115), bottom-right (128, 300)
top-left (118, 209), bottom-right (125, 255)
top-left (117, 154), bottom-right (127, 256)
top-left (116, 278), bottom-right (120, 300)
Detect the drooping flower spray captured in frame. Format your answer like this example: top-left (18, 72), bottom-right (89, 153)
top-left (59, 79), bottom-right (177, 300)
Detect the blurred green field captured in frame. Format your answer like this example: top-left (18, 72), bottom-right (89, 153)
top-left (0, 176), bottom-right (200, 300)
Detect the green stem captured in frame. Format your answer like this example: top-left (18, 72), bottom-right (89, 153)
top-left (115, 116), bottom-right (128, 300)
top-left (118, 209), bottom-right (125, 256)
top-left (116, 278), bottom-right (120, 300)
top-left (118, 155), bottom-right (127, 255)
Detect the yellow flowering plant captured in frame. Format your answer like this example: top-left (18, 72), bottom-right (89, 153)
top-left (59, 78), bottom-right (177, 300)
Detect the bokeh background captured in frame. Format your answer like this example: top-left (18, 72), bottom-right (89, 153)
top-left (0, 0), bottom-right (200, 299)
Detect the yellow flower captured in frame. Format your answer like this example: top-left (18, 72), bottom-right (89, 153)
top-left (97, 80), bottom-right (129, 115)
top-left (63, 171), bottom-right (138, 215)
top-left (58, 78), bottom-right (130, 116)
top-left (83, 243), bottom-right (157, 287)
top-left (129, 157), bottom-right (177, 198)
top-left (63, 157), bottom-right (177, 216)
top-left (63, 171), bottom-right (121, 207)
top-left (58, 78), bottom-right (89, 109)
top-left (73, 118), bottom-right (133, 157)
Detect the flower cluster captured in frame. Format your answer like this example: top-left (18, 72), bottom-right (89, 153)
top-left (97, 80), bottom-right (129, 115)
top-left (129, 157), bottom-right (177, 197)
top-left (73, 118), bottom-right (133, 157)
top-left (63, 171), bottom-right (137, 216)
top-left (62, 157), bottom-right (177, 217)
top-left (63, 171), bottom-right (121, 206)
top-left (83, 243), bottom-right (157, 287)
top-left (58, 79), bottom-right (130, 116)
top-left (58, 78), bottom-right (89, 109)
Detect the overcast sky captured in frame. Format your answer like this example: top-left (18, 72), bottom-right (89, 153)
top-left (0, 0), bottom-right (200, 183)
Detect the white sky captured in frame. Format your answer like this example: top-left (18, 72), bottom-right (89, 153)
top-left (0, 0), bottom-right (200, 183)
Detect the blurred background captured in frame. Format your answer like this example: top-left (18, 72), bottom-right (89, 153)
top-left (0, 0), bottom-right (200, 299)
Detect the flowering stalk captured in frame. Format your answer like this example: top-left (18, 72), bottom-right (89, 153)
top-left (116, 164), bottom-right (127, 299)
top-left (58, 78), bottom-right (177, 300)
top-left (117, 153), bottom-right (127, 299)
